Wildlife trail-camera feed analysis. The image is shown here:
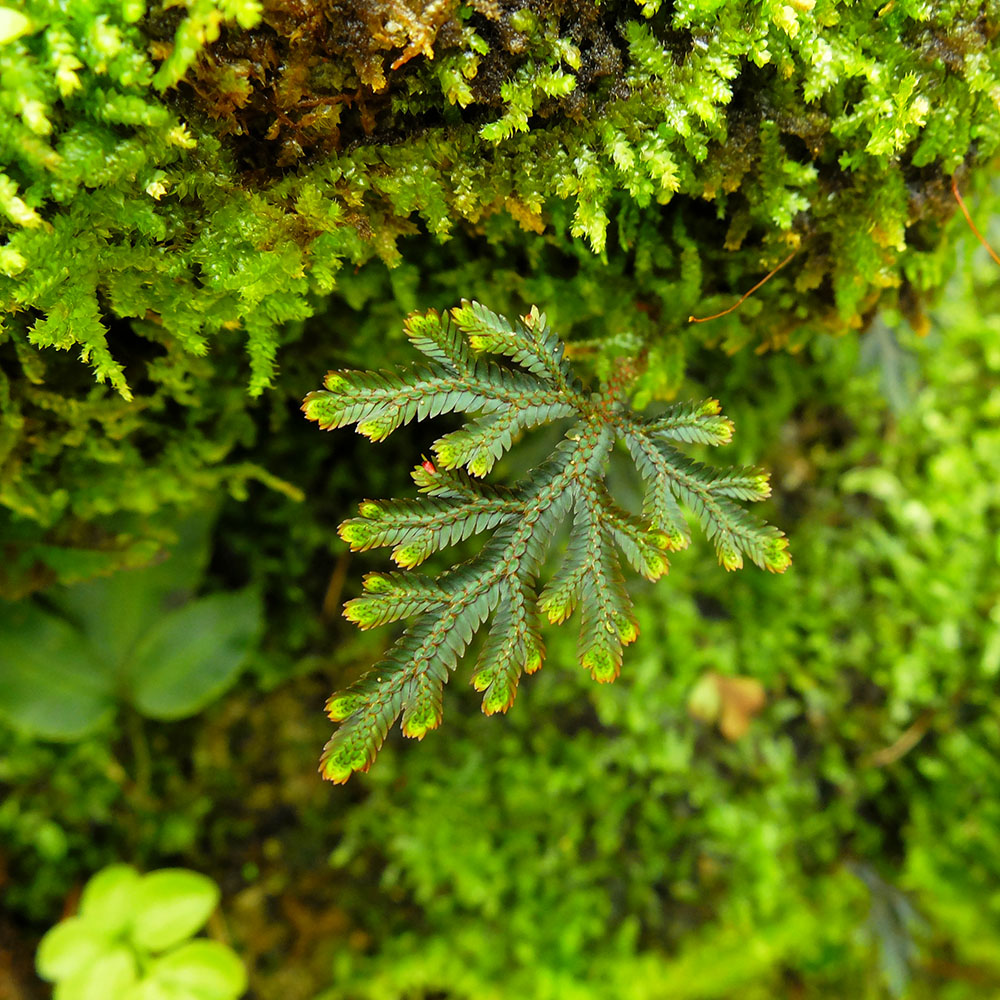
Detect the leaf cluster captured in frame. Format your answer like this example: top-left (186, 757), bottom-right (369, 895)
top-left (304, 302), bottom-right (789, 781)
top-left (36, 865), bottom-right (246, 1000)
top-left (0, 514), bottom-right (262, 739)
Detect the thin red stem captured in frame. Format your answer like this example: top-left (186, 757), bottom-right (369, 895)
top-left (951, 175), bottom-right (1000, 268)
top-left (689, 250), bottom-right (798, 324)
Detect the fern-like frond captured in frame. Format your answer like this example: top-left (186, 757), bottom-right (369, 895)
top-left (305, 303), bottom-right (790, 782)
top-left (302, 362), bottom-right (564, 442)
top-left (432, 401), bottom-right (578, 477)
top-left (451, 299), bottom-right (578, 392)
top-left (644, 398), bottom-right (735, 445)
top-left (339, 495), bottom-right (523, 568)
top-left (403, 309), bottom-right (474, 373)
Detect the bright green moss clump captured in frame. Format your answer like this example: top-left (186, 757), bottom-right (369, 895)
top-left (1, 0), bottom-right (999, 591)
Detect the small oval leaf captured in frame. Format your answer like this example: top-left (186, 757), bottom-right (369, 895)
top-left (149, 940), bottom-right (247, 1000)
top-left (36, 918), bottom-right (111, 983)
top-left (130, 870), bottom-right (220, 953)
top-left (79, 864), bottom-right (142, 937)
top-left (52, 944), bottom-right (137, 1000)
top-left (126, 589), bottom-right (261, 720)
top-left (0, 602), bottom-right (113, 740)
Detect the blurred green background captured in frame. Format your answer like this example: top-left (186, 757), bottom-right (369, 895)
top-left (2, 209), bottom-right (998, 999)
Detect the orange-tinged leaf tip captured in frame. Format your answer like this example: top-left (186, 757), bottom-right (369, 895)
top-left (321, 762), bottom-right (352, 784)
top-left (540, 595), bottom-right (572, 625)
top-left (320, 744), bottom-right (368, 783)
top-left (643, 549), bottom-right (670, 580)
top-left (719, 546), bottom-right (744, 572)
top-left (649, 531), bottom-right (671, 550)
top-left (401, 708), bottom-right (440, 740)
top-left (582, 644), bottom-right (620, 683)
top-left (661, 529), bottom-right (689, 551)
top-left (482, 681), bottom-right (516, 715)
top-left (614, 615), bottom-right (639, 645)
top-left (392, 543), bottom-right (426, 568)
top-left (343, 598), bottom-right (380, 629)
top-left (404, 312), bottom-right (440, 341)
top-left (765, 538), bottom-right (792, 573)
top-left (472, 667), bottom-right (494, 692)
top-left (323, 372), bottom-right (351, 392)
top-left (705, 416), bottom-right (735, 444)
top-left (301, 392), bottom-right (338, 427)
top-left (339, 521), bottom-right (374, 549)
top-left (326, 693), bottom-right (361, 722)
top-left (525, 645), bottom-right (543, 674)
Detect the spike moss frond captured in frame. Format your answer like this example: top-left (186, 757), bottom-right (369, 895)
top-left (304, 302), bottom-right (790, 783)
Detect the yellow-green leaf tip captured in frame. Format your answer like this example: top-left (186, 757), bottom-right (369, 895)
top-left (719, 546), bottom-right (744, 572)
top-left (326, 693), bottom-right (361, 722)
top-left (320, 746), bottom-right (369, 784)
top-left (357, 418), bottom-right (393, 442)
top-left (343, 598), bottom-right (380, 629)
top-left (362, 573), bottom-right (394, 594)
top-left (402, 706), bottom-right (440, 740)
top-left (339, 521), bottom-right (374, 548)
top-left (582, 645), bottom-right (620, 683)
top-left (525, 645), bottom-right (543, 674)
top-left (764, 537), bottom-right (792, 573)
top-left (482, 681), bottom-right (516, 715)
top-left (323, 372), bottom-right (351, 392)
top-left (392, 543), bottom-right (427, 568)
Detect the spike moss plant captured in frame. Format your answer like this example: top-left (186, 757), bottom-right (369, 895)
top-left (303, 302), bottom-right (789, 783)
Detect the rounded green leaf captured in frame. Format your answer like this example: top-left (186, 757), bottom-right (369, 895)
top-left (149, 940), bottom-right (247, 1000)
top-left (130, 870), bottom-right (220, 953)
top-left (52, 944), bottom-right (137, 1000)
top-left (0, 602), bottom-right (113, 740)
top-left (79, 864), bottom-right (142, 937)
top-left (36, 918), bottom-right (112, 983)
top-left (125, 588), bottom-right (261, 720)
top-left (51, 513), bottom-right (214, 668)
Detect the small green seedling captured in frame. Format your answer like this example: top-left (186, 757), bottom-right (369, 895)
top-left (36, 865), bottom-right (247, 1000)
top-left (0, 515), bottom-right (261, 740)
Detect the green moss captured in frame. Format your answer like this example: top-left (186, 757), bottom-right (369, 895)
top-left (1, 0), bottom-right (999, 590)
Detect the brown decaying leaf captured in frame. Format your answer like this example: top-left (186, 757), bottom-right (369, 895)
top-left (688, 671), bottom-right (766, 741)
